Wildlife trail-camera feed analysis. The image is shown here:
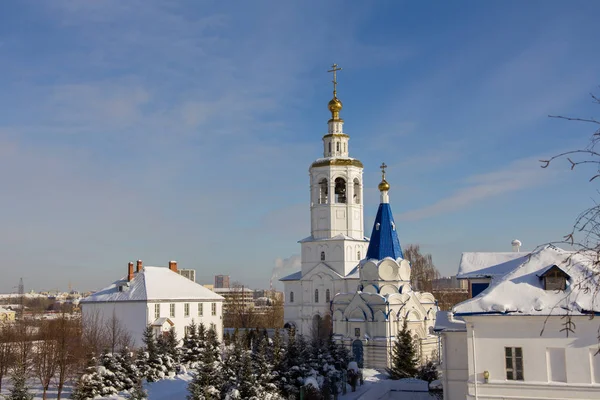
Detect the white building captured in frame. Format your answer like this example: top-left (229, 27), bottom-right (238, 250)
top-left (281, 67), bottom-right (369, 336)
top-left (436, 245), bottom-right (600, 400)
top-left (81, 260), bottom-right (224, 347)
top-left (331, 172), bottom-right (438, 369)
top-left (281, 66), bottom-right (438, 369)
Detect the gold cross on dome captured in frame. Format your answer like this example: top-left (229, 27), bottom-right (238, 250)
top-left (380, 162), bottom-right (388, 178)
top-left (327, 63), bottom-right (342, 96)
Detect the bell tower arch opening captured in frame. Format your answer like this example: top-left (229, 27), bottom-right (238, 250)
top-left (334, 177), bottom-right (347, 204)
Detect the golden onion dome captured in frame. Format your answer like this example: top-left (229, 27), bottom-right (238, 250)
top-left (328, 97), bottom-right (343, 112)
top-left (328, 97), bottom-right (343, 120)
top-left (378, 179), bottom-right (390, 192)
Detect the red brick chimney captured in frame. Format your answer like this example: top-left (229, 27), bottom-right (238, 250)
top-left (128, 262), bottom-right (134, 282)
top-left (136, 260), bottom-right (143, 273)
top-left (169, 260), bottom-right (178, 273)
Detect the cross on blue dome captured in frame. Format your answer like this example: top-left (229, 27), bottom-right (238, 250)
top-left (366, 163), bottom-right (403, 260)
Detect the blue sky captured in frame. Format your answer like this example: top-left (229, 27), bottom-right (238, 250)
top-left (1, 1), bottom-right (599, 293)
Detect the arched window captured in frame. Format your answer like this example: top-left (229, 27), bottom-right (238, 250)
top-left (357, 251), bottom-right (361, 260)
top-left (290, 291), bottom-right (294, 303)
top-left (353, 178), bottom-right (361, 204)
top-left (314, 289), bottom-right (319, 303)
top-left (334, 177), bottom-right (347, 203)
top-left (328, 142), bottom-right (331, 155)
top-left (336, 142), bottom-right (340, 152)
top-left (344, 143), bottom-right (346, 153)
top-left (320, 251), bottom-right (325, 261)
top-left (326, 289), bottom-right (331, 302)
top-left (319, 178), bottom-right (328, 204)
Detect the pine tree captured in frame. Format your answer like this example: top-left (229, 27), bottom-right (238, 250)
top-left (6, 361), bottom-right (33, 400)
top-left (71, 355), bottom-right (103, 400)
top-left (187, 325), bottom-right (223, 400)
top-left (182, 321), bottom-right (197, 365)
top-left (416, 360), bottom-right (439, 383)
top-left (119, 347), bottom-right (140, 392)
top-left (387, 320), bottom-right (418, 379)
top-left (128, 378), bottom-right (148, 400)
top-left (138, 326), bottom-right (168, 382)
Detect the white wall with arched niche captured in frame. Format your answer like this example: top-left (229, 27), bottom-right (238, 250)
top-left (379, 284), bottom-right (398, 296)
top-left (378, 259), bottom-right (399, 280)
top-left (399, 259), bottom-right (411, 281)
top-left (363, 284), bottom-right (378, 294)
top-left (361, 261), bottom-right (378, 281)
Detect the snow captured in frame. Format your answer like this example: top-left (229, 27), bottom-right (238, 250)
top-left (457, 251), bottom-right (528, 279)
top-left (81, 266), bottom-right (224, 303)
top-left (347, 361), bottom-right (359, 373)
top-left (454, 245), bottom-right (600, 316)
top-left (433, 311), bottom-right (466, 332)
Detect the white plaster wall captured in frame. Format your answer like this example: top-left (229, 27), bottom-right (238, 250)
top-left (440, 331), bottom-right (468, 400)
top-left (461, 315), bottom-right (600, 400)
top-left (81, 301), bottom-right (148, 348)
top-left (149, 300), bottom-right (223, 342)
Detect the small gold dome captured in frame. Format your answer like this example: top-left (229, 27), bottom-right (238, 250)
top-left (378, 179), bottom-right (390, 192)
top-left (328, 97), bottom-right (343, 112)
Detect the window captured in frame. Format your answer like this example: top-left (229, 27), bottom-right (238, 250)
top-left (353, 178), bottom-right (361, 204)
top-left (314, 289), bottom-right (319, 303)
top-left (357, 251), bottom-right (361, 260)
top-left (336, 142), bottom-right (340, 152)
top-left (319, 178), bottom-right (328, 204)
top-left (184, 303), bottom-right (190, 317)
top-left (290, 291), bottom-right (294, 303)
top-left (541, 266), bottom-right (569, 291)
top-left (334, 177), bottom-right (346, 203)
top-left (154, 304), bottom-right (160, 319)
top-left (505, 347), bottom-right (524, 380)
top-left (344, 143), bottom-right (346, 153)
top-left (210, 323), bottom-right (216, 332)
top-left (211, 302), bottom-right (217, 316)
top-left (355, 328), bottom-right (360, 337)
top-left (328, 142), bottom-right (331, 155)
top-left (326, 289), bottom-right (331, 302)
top-left (198, 303), bottom-right (203, 316)
top-left (184, 325), bottom-right (190, 337)
top-left (321, 251), bottom-right (325, 261)
top-left (170, 303), bottom-right (175, 318)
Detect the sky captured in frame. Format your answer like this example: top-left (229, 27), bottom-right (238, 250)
top-left (1, 1), bottom-right (599, 293)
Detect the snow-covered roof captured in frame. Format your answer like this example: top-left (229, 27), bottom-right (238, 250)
top-left (0, 307), bottom-right (14, 314)
top-left (81, 266), bottom-right (224, 303)
top-left (279, 264), bottom-right (361, 281)
top-left (433, 311), bottom-right (466, 332)
top-left (213, 287), bottom-right (254, 293)
top-left (299, 234), bottom-right (368, 243)
top-left (366, 203), bottom-right (403, 260)
top-left (457, 251), bottom-right (528, 279)
top-left (454, 245), bottom-right (600, 316)
top-left (279, 271), bottom-right (302, 281)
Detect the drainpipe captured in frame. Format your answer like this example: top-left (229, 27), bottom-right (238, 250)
top-left (471, 323), bottom-right (478, 400)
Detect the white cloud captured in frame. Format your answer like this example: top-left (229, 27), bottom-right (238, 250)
top-left (399, 157), bottom-right (558, 221)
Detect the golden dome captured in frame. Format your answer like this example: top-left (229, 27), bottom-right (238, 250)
top-left (378, 179), bottom-right (390, 192)
top-left (328, 97), bottom-right (343, 120)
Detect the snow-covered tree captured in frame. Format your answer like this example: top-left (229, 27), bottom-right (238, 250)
top-left (6, 361), bottom-right (33, 400)
top-left (158, 327), bottom-right (180, 364)
top-left (417, 360), bottom-right (439, 383)
top-left (71, 355), bottom-right (104, 400)
top-left (187, 325), bottom-right (223, 400)
top-left (137, 326), bottom-right (175, 382)
top-left (387, 320), bottom-right (418, 379)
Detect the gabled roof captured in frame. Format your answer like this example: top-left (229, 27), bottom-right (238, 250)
top-left (151, 317), bottom-right (174, 327)
top-left (454, 245), bottom-right (600, 316)
top-left (279, 271), bottom-right (302, 281)
top-left (457, 252), bottom-right (528, 279)
top-left (81, 266), bottom-right (224, 303)
top-left (366, 203), bottom-right (403, 260)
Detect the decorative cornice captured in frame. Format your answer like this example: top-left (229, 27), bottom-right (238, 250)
top-left (311, 158), bottom-right (364, 168)
top-left (322, 133), bottom-right (350, 139)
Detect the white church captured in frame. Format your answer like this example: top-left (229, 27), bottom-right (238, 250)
top-left (281, 65), bottom-right (439, 369)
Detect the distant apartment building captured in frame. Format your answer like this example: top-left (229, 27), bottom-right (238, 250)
top-left (253, 289), bottom-right (284, 303)
top-left (214, 275), bottom-right (230, 289)
top-left (178, 269), bottom-right (196, 283)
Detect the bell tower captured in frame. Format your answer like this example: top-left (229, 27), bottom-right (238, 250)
top-left (302, 64), bottom-right (368, 277)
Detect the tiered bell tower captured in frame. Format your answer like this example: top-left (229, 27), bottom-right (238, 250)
top-left (302, 64), bottom-right (368, 278)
